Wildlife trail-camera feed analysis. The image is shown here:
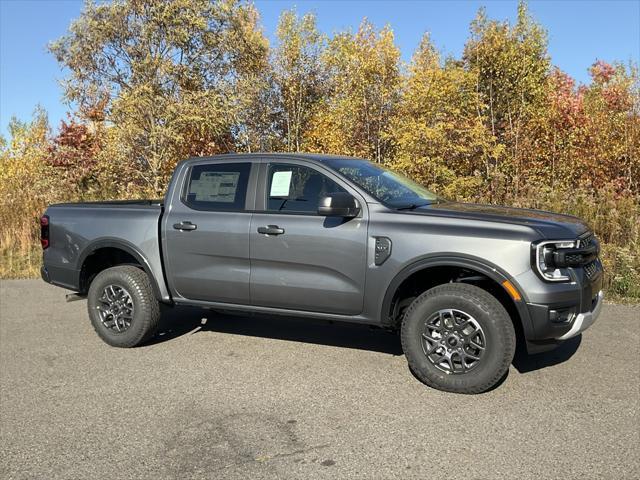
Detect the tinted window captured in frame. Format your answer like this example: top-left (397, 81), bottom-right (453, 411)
top-left (266, 164), bottom-right (347, 213)
top-left (184, 162), bottom-right (251, 211)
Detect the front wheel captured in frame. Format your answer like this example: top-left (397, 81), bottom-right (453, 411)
top-left (87, 265), bottom-right (160, 348)
top-left (401, 283), bottom-right (515, 394)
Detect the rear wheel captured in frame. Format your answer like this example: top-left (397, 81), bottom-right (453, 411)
top-left (400, 283), bottom-right (515, 394)
top-left (87, 265), bottom-right (160, 347)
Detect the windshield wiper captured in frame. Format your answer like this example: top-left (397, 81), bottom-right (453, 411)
top-left (395, 202), bottom-right (432, 211)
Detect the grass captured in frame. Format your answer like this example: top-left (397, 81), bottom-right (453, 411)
top-left (1, 245), bottom-right (42, 279)
top-left (599, 243), bottom-right (640, 301)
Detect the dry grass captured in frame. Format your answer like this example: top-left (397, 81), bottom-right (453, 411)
top-left (1, 245), bottom-right (41, 279)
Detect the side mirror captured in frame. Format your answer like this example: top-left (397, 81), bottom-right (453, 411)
top-left (318, 192), bottom-right (360, 218)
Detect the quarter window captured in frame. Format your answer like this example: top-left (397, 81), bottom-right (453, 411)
top-left (184, 162), bottom-right (251, 211)
top-left (266, 164), bottom-right (347, 214)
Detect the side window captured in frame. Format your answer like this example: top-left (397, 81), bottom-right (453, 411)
top-left (183, 162), bottom-right (251, 211)
top-left (266, 163), bottom-right (347, 213)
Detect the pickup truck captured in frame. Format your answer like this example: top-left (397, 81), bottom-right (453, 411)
top-left (41, 153), bottom-right (604, 393)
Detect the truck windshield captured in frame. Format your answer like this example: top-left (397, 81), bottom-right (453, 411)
top-left (324, 158), bottom-right (444, 209)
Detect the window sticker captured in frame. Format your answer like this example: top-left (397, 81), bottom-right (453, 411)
top-left (191, 171), bottom-right (240, 202)
top-left (270, 170), bottom-right (293, 197)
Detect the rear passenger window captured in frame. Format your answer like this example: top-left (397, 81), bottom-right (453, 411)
top-left (184, 162), bottom-right (251, 211)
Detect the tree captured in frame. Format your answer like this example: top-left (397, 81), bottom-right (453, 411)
top-left (463, 1), bottom-right (550, 196)
top-left (516, 60), bottom-right (640, 193)
top-left (47, 116), bottom-right (103, 197)
top-left (232, 71), bottom-right (281, 153)
top-left (0, 108), bottom-right (53, 257)
top-left (305, 20), bottom-right (401, 163)
top-left (0, 109), bottom-right (51, 200)
top-left (581, 61), bottom-right (640, 191)
top-left (50, 0), bottom-right (268, 194)
top-left (389, 35), bottom-right (494, 199)
top-left (272, 10), bottom-right (326, 152)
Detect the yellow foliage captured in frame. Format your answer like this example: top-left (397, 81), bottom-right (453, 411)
top-left (305, 20), bottom-right (401, 163)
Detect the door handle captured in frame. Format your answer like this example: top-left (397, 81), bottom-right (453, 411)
top-left (257, 225), bottom-right (285, 235)
top-left (173, 221), bottom-right (197, 231)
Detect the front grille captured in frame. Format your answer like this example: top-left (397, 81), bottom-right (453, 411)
top-left (584, 261), bottom-right (599, 279)
top-left (579, 232), bottom-right (595, 248)
top-left (565, 253), bottom-right (583, 264)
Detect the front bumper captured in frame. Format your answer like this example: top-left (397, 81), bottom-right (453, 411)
top-left (514, 261), bottom-right (604, 353)
top-left (555, 290), bottom-right (604, 340)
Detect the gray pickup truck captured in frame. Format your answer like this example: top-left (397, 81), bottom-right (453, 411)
top-left (41, 153), bottom-right (603, 393)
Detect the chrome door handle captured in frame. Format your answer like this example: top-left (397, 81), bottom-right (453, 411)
top-left (257, 225), bottom-right (285, 235)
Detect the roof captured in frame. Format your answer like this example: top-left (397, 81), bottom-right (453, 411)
top-left (185, 152), bottom-right (366, 164)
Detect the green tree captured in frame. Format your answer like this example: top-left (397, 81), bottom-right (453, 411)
top-left (50, 0), bottom-right (268, 194)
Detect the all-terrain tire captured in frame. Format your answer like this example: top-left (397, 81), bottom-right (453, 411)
top-left (87, 265), bottom-right (160, 348)
top-left (400, 283), bottom-right (516, 394)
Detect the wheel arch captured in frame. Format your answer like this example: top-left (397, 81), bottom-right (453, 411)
top-left (77, 238), bottom-right (167, 303)
top-left (380, 254), bottom-right (534, 340)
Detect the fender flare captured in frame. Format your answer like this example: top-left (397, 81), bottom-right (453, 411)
top-left (77, 238), bottom-right (168, 302)
top-left (380, 253), bottom-right (534, 337)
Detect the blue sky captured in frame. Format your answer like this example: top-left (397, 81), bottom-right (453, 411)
top-left (1, 0), bottom-right (639, 139)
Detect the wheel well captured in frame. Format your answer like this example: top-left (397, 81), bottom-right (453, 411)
top-left (79, 247), bottom-right (143, 294)
top-left (386, 265), bottom-right (524, 342)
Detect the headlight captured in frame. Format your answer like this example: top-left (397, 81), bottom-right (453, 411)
top-left (535, 240), bottom-right (576, 282)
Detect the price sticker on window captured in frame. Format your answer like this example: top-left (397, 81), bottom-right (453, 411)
top-left (270, 171), bottom-right (292, 197)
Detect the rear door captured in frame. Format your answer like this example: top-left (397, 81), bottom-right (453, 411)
top-left (163, 160), bottom-right (257, 304)
top-left (249, 161), bottom-right (368, 315)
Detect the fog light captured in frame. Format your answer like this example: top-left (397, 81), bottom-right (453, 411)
top-left (549, 308), bottom-right (576, 323)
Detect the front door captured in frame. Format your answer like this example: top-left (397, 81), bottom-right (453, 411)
top-left (163, 161), bottom-right (255, 304)
top-left (250, 162), bottom-right (367, 315)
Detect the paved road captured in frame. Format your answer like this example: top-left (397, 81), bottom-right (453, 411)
top-left (1, 280), bottom-right (638, 479)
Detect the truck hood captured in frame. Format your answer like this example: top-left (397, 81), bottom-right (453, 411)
top-left (411, 201), bottom-right (590, 238)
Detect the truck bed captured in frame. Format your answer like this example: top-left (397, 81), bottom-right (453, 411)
top-left (41, 200), bottom-right (168, 299)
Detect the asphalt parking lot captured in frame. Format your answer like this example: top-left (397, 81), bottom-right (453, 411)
top-left (1, 279), bottom-right (638, 479)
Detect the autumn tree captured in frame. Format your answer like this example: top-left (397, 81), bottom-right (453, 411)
top-left (232, 68), bottom-right (281, 153)
top-left (0, 109), bottom-right (51, 208)
top-left (463, 1), bottom-right (550, 196)
top-left (581, 61), bottom-right (640, 191)
top-left (306, 20), bottom-right (401, 163)
top-left (46, 117), bottom-right (104, 196)
top-left (50, 0), bottom-right (268, 194)
top-left (389, 35), bottom-right (494, 199)
top-left (0, 109), bottom-right (53, 265)
top-left (272, 10), bottom-right (326, 152)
